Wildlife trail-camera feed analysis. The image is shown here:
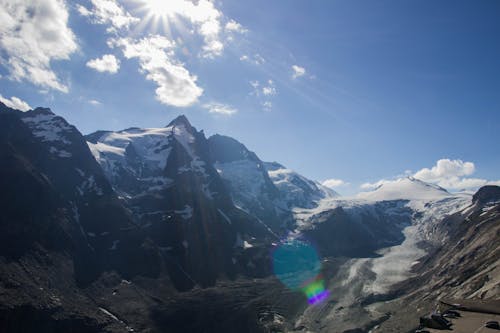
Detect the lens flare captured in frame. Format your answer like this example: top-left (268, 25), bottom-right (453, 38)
top-left (272, 239), bottom-right (329, 305)
top-left (301, 275), bottom-right (330, 304)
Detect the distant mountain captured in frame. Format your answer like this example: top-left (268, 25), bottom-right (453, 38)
top-left (357, 176), bottom-right (452, 201)
top-left (207, 135), bottom-right (339, 232)
top-left (264, 161), bottom-right (338, 209)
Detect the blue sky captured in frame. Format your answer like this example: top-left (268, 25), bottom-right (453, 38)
top-left (1, 0), bottom-right (499, 194)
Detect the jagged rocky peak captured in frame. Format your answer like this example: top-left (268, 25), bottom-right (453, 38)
top-left (208, 134), bottom-right (260, 163)
top-left (473, 185), bottom-right (500, 205)
top-left (264, 161), bottom-right (286, 171)
top-left (167, 114), bottom-right (196, 133)
top-left (29, 106), bottom-right (54, 116)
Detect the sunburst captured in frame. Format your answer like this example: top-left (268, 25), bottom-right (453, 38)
top-left (130, 0), bottom-right (188, 36)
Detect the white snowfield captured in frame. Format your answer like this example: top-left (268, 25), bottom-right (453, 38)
top-left (215, 159), bottom-right (267, 202)
top-left (22, 112), bottom-right (75, 158)
top-left (22, 113), bottom-right (73, 144)
top-left (357, 176), bottom-right (452, 202)
top-left (265, 162), bottom-right (339, 209)
top-left (87, 124), bottom-right (210, 195)
top-left (295, 176), bottom-right (473, 297)
top-left (88, 126), bottom-right (176, 171)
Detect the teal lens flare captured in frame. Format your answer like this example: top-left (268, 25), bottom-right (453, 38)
top-left (272, 239), bottom-right (329, 304)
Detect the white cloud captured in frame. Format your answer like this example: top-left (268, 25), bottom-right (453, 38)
top-left (78, 0), bottom-right (244, 58)
top-left (292, 65), bottom-right (306, 79)
top-left (88, 99), bottom-right (101, 105)
top-left (361, 158), bottom-right (500, 192)
top-left (138, 0), bottom-right (226, 58)
top-left (262, 101), bottom-right (272, 112)
top-left (262, 80), bottom-right (276, 96)
top-left (0, 0), bottom-right (78, 92)
top-left (86, 54), bottom-right (120, 73)
top-left (322, 179), bottom-right (348, 189)
top-left (360, 179), bottom-right (389, 190)
top-left (240, 53), bottom-right (265, 65)
top-left (225, 19), bottom-right (247, 34)
top-left (250, 80), bottom-right (260, 90)
top-left (76, 4), bottom-right (91, 16)
top-left (414, 159), bottom-right (475, 181)
top-left (250, 80), bottom-right (276, 111)
top-left (412, 159), bottom-right (488, 190)
top-left (0, 94), bottom-right (31, 111)
top-left (111, 35), bottom-right (203, 107)
top-left (203, 102), bottom-right (237, 115)
top-left (77, 0), bottom-right (139, 32)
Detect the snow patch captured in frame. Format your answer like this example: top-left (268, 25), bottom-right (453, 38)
top-left (217, 209), bottom-right (231, 224)
top-left (175, 205), bottom-right (193, 220)
top-left (110, 240), bottom-right (120, 250)
top-left (22, 113), bottom-right (73, 144)
top-left (49, 146), bottom-right (72, 158)
top-left (76, 175), bottom-right (104, 196)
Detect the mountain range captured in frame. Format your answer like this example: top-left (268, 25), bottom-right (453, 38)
top-left (0, 102), bottom-right (498, 333)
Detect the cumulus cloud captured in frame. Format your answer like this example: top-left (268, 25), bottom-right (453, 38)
top-left (292, 65), bottom-right (306, 79)
top-left (0, 0), bottom-right (78, 92)
top-left (322, 179), bottom-right (348, 189)
top-left (0, 94), bottom-right (31, 111)
top-left (86, 54), bottom-right (120, 73)
top-left (111, 35), bottom-right (203, 107)
top-left (361, 158), bottom-right (500, 192)
top-left (137, 0), bottom-right (227, 58)
top-left (77, 0), bottom-right (139, 32)
top-left (414, 159), bottom-right (475, 181)
top-left (76, 0), bottom-right (248, 106)
top-left (412, 159), bottom-right (487, 190)
top-left (203, 102), bottom-right (237, 115)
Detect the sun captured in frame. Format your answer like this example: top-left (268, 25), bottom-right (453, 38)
top-left (131, 0), bottom-right (187, 35)
top-left (140, 0), bottom-right (183, 18)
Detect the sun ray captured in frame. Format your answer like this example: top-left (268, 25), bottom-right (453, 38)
top-left (129, 0), bottom-right (191, 40)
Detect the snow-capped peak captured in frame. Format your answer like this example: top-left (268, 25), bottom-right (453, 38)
top-left (265, 162), bottom-right (339, 208)
top-left (357, 177), bottom-right (451, 202)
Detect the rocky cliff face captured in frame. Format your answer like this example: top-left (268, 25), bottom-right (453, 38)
top-left (207, 134), bottom-right (289, 232)
top-left (0, 106), bottom-right (142, 285)
top-left (0, 104), bottom-right (283, 333)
